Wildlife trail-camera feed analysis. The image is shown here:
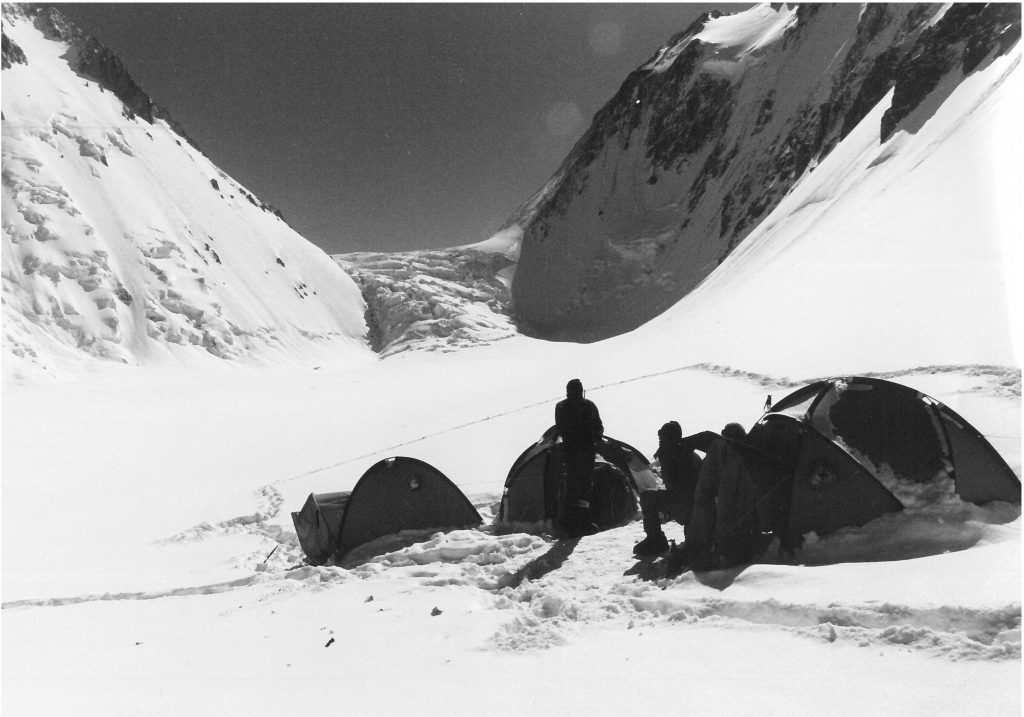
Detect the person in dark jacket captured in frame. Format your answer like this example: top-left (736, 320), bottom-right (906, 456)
top-left (686, 422), bottom-right (766, 569)
top-left (633, 421), bottom-right (703, 557)
top-left (554, 378), bottom-right (603, 535)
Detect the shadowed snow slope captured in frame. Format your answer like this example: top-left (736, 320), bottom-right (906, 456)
top-left (1, 6), bottom-right (370, 380)
top-left (509, 4), bottom-right (1021, 342)
top-left (602, 43), bottom-right (1022, 379)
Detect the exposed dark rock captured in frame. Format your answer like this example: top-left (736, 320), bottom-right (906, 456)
top-left (210, 178), bottom-right (219, 191)
top-left (72, 35), bottom-right (154, 122)
top-left (882, 4), bottom-right (1021, 141)
top-left (2, 32), bottom-right (27, 68)
top-left (31, 6), bottom-right (77, 42)
top-left (114, 284), bottom-right (133, 306)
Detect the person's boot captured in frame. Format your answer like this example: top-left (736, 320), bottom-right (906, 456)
top-left (559, 500), bottom-right (596, 537)
top-left (632, 531), bottom-right (669, 558)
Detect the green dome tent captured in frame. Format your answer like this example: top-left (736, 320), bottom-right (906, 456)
top-left (767, 377), bottom-right (1020, 505)
top-left (292, 457), bottom-right (482, 565)
top-left (497, 426), bottom-right (652, 531)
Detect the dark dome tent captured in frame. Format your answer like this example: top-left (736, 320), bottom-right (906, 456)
top-left (498, 426), bottom-right (648, 531)
top-left (292, 457), bottom-right (482, 564)
top-left (768, 377), bottom-right (1020, 505)
top-left (746, 414), bottom-right (905, 546)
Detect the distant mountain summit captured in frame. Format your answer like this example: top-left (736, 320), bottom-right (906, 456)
top-left (509, 4), bottom-right (1021, 341)
top-left (2, 4), bottom-right (370, 378)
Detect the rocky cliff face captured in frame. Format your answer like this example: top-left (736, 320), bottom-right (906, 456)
top-left (510, 3), bottom-right (1021, 342)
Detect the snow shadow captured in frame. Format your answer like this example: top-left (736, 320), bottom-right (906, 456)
top-left (495, 537), bottom-right (581, 590)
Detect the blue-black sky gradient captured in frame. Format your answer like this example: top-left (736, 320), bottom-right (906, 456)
top-left (54, 3), bottom-right (743, 254)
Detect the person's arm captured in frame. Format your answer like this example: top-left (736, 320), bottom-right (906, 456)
top-left (592, 403), bottom-right (604, 440)
top-left (680, 431), bottom-right (720, 454)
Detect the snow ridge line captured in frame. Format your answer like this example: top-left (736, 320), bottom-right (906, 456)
top-left (622, 594), bottom-right (1022, 660)
top-left (1, 576), bottom-right (259, 610)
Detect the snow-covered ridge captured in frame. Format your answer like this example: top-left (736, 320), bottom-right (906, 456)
top-left (642, 3), bottom-right (799, 73)
top-left (1, 5), bottom-right (371, 379)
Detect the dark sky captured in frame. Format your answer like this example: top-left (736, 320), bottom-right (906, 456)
top-left (55, 3), bottom-right (738, 254)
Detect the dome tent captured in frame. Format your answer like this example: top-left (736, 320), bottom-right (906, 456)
top-left (744, 414), bottom-right (906, 547)
top-left (292, 457), bottom-right (482, 564)
top-left (767, 377), bottom-right (1020, 505)
top-left (497, 426), bottom-right (652, 531)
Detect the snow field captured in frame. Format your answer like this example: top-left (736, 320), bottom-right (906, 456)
top-left (3, 5), bottom-right (1022, 716)
top-left (2, 335), bottom-right (1018, 717)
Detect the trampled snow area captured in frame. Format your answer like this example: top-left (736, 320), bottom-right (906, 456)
top-left (3, 13), bottom-right (1022, 717)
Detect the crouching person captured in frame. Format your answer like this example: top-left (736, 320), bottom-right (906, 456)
top-left (632, 421), bottom-right (703, 557)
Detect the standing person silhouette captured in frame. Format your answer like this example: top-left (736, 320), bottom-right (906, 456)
top-left (554, 378), bottom-right (603, 536)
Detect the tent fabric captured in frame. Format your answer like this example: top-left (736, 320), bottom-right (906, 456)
top-left (681, 419), bottom-right (903, 548)
top-left (769, 377), bottom-right (1020, 504)
top-left (748, 415), bottom-right (905, 544)
top-left (498, 426), bottom-right (647, 530)
top-left (935, 403), bottom-right (1021, 504)
top-left (291, 491), bottom-right (351, 566)
top-left (292, 457), bottom-right (482, 564)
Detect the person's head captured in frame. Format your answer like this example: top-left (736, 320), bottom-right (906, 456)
top-left (658, 421), bottom-right (682, 442)
top-left (566, 378), bottom-right (584, 399)
top-left (722, 422), bottom-right (747, 441)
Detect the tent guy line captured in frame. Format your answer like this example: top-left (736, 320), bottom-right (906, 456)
top-left (273, 362), bottom-right (1019, 490)
top-left (273, 363), bottom-right (787, 489)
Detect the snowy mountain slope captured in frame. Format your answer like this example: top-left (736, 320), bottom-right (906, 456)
top-left (508, 3), bottom-right (1021, 342)
top-left (594, 40), bottom-right (1023, 379)
top-left (1, 6), bottom-right (371, 379)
